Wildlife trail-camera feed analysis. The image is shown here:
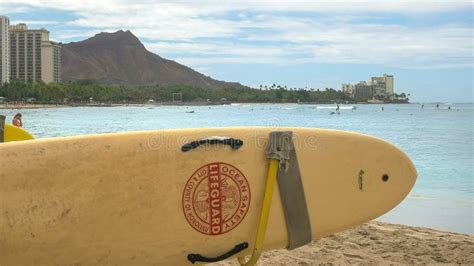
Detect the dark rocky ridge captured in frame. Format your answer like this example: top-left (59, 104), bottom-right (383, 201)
top-left (61, 30), bottom-right (243, 88)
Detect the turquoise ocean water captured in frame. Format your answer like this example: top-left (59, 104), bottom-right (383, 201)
top-left (1, 103), bottom-right (473, 234)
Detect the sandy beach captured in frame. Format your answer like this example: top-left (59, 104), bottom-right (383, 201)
top-left (0, 103), bottom-right (68, 109)
top-left (214, 221), bottom-right (473, 265)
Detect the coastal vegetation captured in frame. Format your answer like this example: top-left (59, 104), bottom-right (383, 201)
top-left (0, 80), bottom-right (355, 104)
top-left (0, 80), bottom-right (410, 104)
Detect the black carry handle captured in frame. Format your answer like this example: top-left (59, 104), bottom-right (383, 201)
top-left (187, 242), bottom-right (248, 264)
top-left (0, 115), bottom-right (5, 143)
top-left (181, 137), bottom-right (243, 152)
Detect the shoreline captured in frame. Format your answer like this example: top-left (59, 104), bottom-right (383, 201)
top-left (0, 102), bottom-right (415, 109)
top-left (214, 221), bottom-right (473, 265)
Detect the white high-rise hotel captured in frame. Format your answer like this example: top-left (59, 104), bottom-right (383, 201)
top-left (0, 16), bottom-right (61, 84)
top-left (0, 16), bottom-right (9, 84)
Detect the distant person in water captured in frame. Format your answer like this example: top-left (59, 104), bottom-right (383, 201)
top-left (436, 104), bottom-right (439, 108)
top-left (448, 106), bottom-right (451, 110)
top-left (336, 103), bottom-right (340, 112)
top-left (12, 113), bottom-right (22, 127)
top-left (421, 104), bottom-right (424, 109)
top-left (382, 107), bottom-right (384, 111)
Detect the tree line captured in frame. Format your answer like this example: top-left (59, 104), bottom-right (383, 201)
top-left (0, 80), bottom-right (354, 104)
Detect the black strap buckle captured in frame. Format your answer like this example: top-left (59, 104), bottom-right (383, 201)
top-left (187, 242), bottom-right (248, 263)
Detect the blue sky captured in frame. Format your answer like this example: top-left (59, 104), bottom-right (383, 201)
top-left (1, 0), bottom-right (472, 102)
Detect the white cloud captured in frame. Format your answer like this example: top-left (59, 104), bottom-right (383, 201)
top-left (56, 29), bottom-right (118, 40)
top-left (142, 16), bottom-right (473, 69)
top-left (2, 0), bottom-right (471, 14)
top-left (143, 42), bottom-right (291, 58)
top-left (10, 20), bottom-right (58, 25)
top-left (2, 0), bottom-right (472, 69)
top-left (0, 3), bottom-right (32, 13)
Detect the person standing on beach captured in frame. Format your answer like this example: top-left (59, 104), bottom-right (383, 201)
top-left (12, 113), bottom-right (22, 127)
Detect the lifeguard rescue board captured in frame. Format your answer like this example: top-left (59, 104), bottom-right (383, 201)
top-left (0, 127), bottom-right (416, 265)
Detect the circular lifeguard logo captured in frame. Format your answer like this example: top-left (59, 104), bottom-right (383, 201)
top-left (182, 162), bottom-right (251, 235)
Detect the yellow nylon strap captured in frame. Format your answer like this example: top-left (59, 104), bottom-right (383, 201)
top-left (238, 159), bottom-right (279, 266)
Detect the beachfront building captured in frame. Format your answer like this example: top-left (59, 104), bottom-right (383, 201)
top-left (354, 82), bottom-right (373, 101)
top-left (41, 40), bottom-right (61, 83)
top-left (384, 74), bottom-right (394, 96)
top-left (342, 74), bottom-right (395, 101)
top-left (371, 74), bottom-right (394, 96)
top-left (9, 23), bottom-right (61, 83)
top-left (0, 16), bottom-right (9, 84)
top-left (341, 83), bottom-right (354, 95)
top-left (372, 83), bottom-right (387, 98)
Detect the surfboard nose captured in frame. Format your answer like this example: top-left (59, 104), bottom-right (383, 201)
top-left (405, 153), bottom-right (418, 184)
top-left (374, 142), bottom-right (417, 218)
top-left (398, 147), bottom-right (417, 197)
top-left (396, 145), bottom-right (417, 195)
top-left (346, 137), bottom-right (418, 223)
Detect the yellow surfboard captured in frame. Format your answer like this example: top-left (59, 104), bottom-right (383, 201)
top-left (0, 127), bottom-right (416, 265)
top-left (3, 124), bottom-right (34, 142)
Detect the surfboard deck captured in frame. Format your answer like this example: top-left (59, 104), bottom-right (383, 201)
top-left (3, 124), bottom-right (34, 142)
top-left (0, 127), bottom-right (416, 265)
